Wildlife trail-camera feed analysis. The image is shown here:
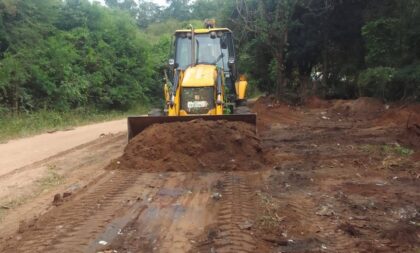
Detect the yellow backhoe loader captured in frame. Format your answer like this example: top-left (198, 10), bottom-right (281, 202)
top-left (128, 20), bottom-right (256, 139)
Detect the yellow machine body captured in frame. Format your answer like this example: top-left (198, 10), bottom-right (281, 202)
top-left (165, 64), bottom-right (224, 117)
top-left (235, 75), bottom-right (248, 100)
top-left (182, 65), bottom-right (217, 87)
top-left (127, 22), bottom-right (255, 140)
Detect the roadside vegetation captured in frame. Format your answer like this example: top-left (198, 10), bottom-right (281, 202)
top-left (0, 0), bottom-right (419, 140)
top-left (361, 144), bottom-right (414, 157)
top-left (224, 0), bottom-right (420, 102)
top-left (0, 105), bottom-right (148, 142)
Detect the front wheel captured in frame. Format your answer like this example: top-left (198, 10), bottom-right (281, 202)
top-left (234, 106), bottom-right (251, 114)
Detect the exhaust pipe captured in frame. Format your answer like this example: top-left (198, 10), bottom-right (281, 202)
top-left (189, 24), bottom-right (195, 67)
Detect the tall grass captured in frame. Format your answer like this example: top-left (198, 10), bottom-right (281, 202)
top-left (0, 105), bottom-right (149, 142)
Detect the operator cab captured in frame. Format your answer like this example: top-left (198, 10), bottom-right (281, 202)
top-left (171, 27), bottom-right (238, 92)
top-left (165, 21), bottom-right (244, 116)
top-left (174, 29), bottom-right (235, 70)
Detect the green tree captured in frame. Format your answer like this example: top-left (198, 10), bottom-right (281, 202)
top-left (231, 0), bottom-right (300, 97)
top-left (361, 0), bottom-right (420, 100)
top-left (163, 0), bottom-right (192, 20)
top-left (0, 0), bottom-right (157, 113)
top-left (136, 0), bottom-right (163, 28)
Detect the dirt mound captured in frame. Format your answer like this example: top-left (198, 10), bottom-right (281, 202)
top-left (330, 97), bottom-right (385, 119)
top-left (251, 96), bottom-right (302, 130)
top-left (305, 96), bottom-right (332, 109)
top-left (400, 112), bottom-right (420, 149)
top-left (412, 151), bottom-right (420, 162)
top-left (375, 104), bottom-right (420, 126)
top-left (373, 104), bottom-right (420, 149)
top-left (118, 119), bottom-right (263, 172)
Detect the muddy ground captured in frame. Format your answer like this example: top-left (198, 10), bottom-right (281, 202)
top-left (0, 97), bottom-right (419, 253)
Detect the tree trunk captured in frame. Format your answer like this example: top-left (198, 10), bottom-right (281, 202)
top-left (321, 33), bottom-right (328, 93)
top-left (298, 74), bottom-right (313, 103)
top-left (301, 74), bottom-right (310, 100)
top-left (12, 81), bottom-right (19, 115)
top-left (274, 49), bottom-right (285, 100)
top-left (312, 78), bottom-right (318, 96)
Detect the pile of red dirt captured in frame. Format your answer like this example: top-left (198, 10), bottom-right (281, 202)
top-left (400, 111), bottom-right (420, 149)
top-left (305, 96), bottom-right (332, 109)
top-left (117, 119), bottom-right (264, 172)
top-left (329, 97), bottom-right (385, 120)
top-left (412, 151), bottom-right (420, 162)
top-left (251, 96), bottom-right (302, 129)
top-left (373, 104), bottom-right (420, 149)
top-left (375, 104), bottom-right (420, 126)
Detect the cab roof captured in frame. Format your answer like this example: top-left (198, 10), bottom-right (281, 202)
top-left (175, 28), bottom-right (232, 34)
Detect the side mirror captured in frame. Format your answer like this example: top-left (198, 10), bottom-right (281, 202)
top-left (228, 57), bottom-right (236, 77)
top-left (168, 58), bottom-right (179, 69)
top-left (228, 57), bottom-right (235, 65)
top-left (169, 59), bottom-right (175, 67)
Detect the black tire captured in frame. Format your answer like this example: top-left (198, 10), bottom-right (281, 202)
top-left (236, 99), bottom-right (248, 107)
top-left (234, 106), bottom-right (251, 114)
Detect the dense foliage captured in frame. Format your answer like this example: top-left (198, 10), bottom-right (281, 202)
top-left (225, 0), bottom-right (420, 101)
top-left (0, 0), bottom-right (156, 114)
top-left (1, 0), bottom-right (419, 116)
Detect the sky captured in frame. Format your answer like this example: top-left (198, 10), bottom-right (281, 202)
top-left (92, 0), bottom-right (168, 6)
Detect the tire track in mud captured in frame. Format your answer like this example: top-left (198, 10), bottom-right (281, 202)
top-left (212, 173), bottom-right (257, 253)
top-left (281, 197), bottom-right (333, 252)
top-left (279, 191), bottom-right (369, 252)
top-left (3, 171), bottom-right (162, 253)
top-left (106, 172), bottom-right (222, 253)
top-left (51, 173), bottom-right (164, 253)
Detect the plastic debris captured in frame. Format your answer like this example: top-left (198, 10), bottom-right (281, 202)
top-left (211, 192), bottom-right (222, 200)
top-left (98, 240), bottom-right (108, 245)
top-left (316, 205), bottom-right (335, 216)
top-left (238, 220), bottom-right (253, 230)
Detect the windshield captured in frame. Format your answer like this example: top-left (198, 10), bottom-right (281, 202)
top-left (175, 33), bottom-right (232, 70)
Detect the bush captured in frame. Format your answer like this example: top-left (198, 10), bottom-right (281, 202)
top-left (358, 67), bottom-right (396, 100)
top-left (0, 0), bottom-right (155, 112)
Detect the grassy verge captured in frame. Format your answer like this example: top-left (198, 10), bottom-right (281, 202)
top-left (0, 164), bottom-right (65, 221)
top-left (0, 105), bottom-right (149, 142)
top-left (360, 144), bottom-right (414, 157)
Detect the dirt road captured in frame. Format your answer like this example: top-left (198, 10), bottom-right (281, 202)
top-left (0, 98), bottom-right (419, 252)
top-left (0, 120), bottom-right (127, 240)
top-left (0, 119), bottom-right (126, 177)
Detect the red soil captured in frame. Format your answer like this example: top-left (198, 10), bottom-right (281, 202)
top-left (118, 119), bottom-right (264, 172)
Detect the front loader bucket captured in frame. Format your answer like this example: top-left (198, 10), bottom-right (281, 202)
top-left (127, 114), bottom-right (257, 140)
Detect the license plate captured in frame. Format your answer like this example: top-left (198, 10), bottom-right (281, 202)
top-left (187, 101), bottom-right (208, 109)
